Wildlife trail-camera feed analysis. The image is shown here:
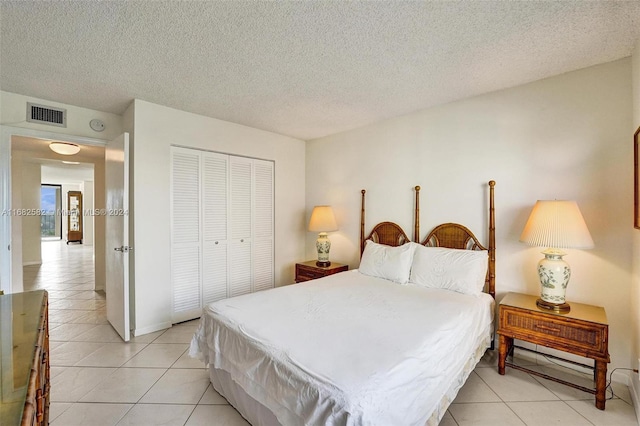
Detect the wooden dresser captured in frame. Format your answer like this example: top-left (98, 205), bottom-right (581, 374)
top-left (0, 291), bottom-right (50, 426)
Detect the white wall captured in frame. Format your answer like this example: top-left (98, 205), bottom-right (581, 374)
top-left (82, 181), bottom-right (95, 246)
top-left (10, 152), bottom-right (23, 291)
top-left (307, 59), bottom-right (633, 374)
top-left (21, 162), bottom-right (42, 265)
top-left (130, 100), bottom-right (306, 335)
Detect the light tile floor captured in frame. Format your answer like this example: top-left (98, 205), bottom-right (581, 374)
top-left (24, 240), bottom-right (638, 425)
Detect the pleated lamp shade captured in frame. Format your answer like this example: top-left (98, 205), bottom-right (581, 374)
top-left (519, 200), bottom-right (594, 249)
top-left (308, 206), bottom-right (338, 233)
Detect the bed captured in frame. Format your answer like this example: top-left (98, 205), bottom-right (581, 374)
top-left (190, 181), bottom-right (497, 426)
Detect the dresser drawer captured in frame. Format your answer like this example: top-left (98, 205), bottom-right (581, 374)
top-left (500, 305), bottom-right (608, 359)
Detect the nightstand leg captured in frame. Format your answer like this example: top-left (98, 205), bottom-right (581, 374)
top-left (498, 334), bottom-right (510, 375)
top-left (594, 360), bottom-right (607, 410)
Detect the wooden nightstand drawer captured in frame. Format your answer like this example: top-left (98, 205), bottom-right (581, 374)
top-left (295, 261), bottom-right (348, 283)
top-left (296, 265), bottom-right (322, 281)
top-left (500, 306), bottom-right (607, 358)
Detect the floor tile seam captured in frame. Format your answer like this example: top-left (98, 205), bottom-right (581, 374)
top-left (119, 365), bottom-right (181, 369)
top-left (50, 364), bottom-right (121, 370)
top-left (48, 401), bottom-right (73, 422)
top-left (503, 400), bottom-right (530, 426)
top-left (471, 369), bottom-right (505, 403)
top-left (134, 367), bottom-right (190, 405)
top-left (448, 401), bottom-right (519, 426)
top-left (197, 401), bottom-right (231, 406)
top-left (69, 340), bottom-right (149, 367)
top-left (183, 403), bottom-right (203, 426)
top-left (68, 326), bottom-right (122, 342)
top-left (112, 404), bottom-right (197, 426)
top-left (50, 369), bottom-right (120, 404)
top-left (167, 347), bottom-right (192, 369)
top-left (443, 410), bottom-right (460, 426)
top-left (58, 402), bottom-right (133, 426)
top-left (505, 400), bottom-right (596, 426)
top-left (78, 367), bottom-right (169, 405)
top-left (610, 396), bottom-right (635, 407)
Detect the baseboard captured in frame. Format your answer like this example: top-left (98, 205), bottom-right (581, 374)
top-left (133, 321), bottom-right (172, 337)
top-left (22, 261), bottom-right (42, 266)
top-left (630, 371), bottom-right (640, 426)
top-left (612, 369), bottom-right (632, 386)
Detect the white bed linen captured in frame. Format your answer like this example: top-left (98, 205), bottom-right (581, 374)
top-left (190, 270), bottom-right (494, 426)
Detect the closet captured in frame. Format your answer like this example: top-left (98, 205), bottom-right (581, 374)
top-left (170, 147), bottom-right (274, 323)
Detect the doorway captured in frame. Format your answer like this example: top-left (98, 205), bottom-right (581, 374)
top-left (0, 129), bottom-right (107, 295)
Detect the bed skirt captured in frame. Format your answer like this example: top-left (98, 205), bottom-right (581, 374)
top-left (208, 332), bottom-right (492, 426)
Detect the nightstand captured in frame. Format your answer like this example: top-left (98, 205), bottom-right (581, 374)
top-left (498, 292), bottom-right (610, 410)
top-left (295, 261), bottom-right (348, 283)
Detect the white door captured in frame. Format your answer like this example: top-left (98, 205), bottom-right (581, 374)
top-left (105, 133), bottom-right (130, 341)
top-left (202, 152), bottom-right (228, 305)
top-left (170, 147), bottom-right (202, 323)
top-left (252, 160), bottom-right (274, 292)
top-left (229, 157), bottom-right (252, 297)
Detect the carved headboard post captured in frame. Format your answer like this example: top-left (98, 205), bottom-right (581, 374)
top-left (414, 186), bottom-right (421, 243)
top-left (488, 180), bottom-right (496, 300)
top-left (360, 189), bottom-right (366, 256)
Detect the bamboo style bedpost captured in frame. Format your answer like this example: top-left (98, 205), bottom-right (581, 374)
top-left (414, 186), bottom-right (421, 243)
top-left (488, 180), bottom-right (496, 300)
top-left (360, 189), bottom-right (366, 256)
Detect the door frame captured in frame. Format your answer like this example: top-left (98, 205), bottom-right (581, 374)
top-left (0, 125), bottom-right (106, 294)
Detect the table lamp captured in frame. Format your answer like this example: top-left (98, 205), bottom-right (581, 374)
top-left (519, 200), bottom-right (594, 313)
top-left (308, 206), bottom-right (338, 267)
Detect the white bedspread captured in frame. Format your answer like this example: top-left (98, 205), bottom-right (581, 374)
top-left (190, 270), bottom-right (493, 426)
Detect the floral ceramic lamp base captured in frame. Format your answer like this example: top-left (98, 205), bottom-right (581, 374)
top-left (536, 249), bottom-right (571, 313)
top-left (316, 232), bottom-right (331, 267)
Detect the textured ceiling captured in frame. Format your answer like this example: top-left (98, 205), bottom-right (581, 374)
top-left (1, 1), bottom-right (639, 140)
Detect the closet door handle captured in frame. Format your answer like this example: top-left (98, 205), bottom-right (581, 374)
top-left (240, 239), bottom-right (244, 243)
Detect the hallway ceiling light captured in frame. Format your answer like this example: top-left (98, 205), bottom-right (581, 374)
top-left (49, 142), bottom-right (80, 155)
top-left (62, 161), bottom-right (80, 165)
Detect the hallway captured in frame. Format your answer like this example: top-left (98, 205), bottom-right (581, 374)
top-left (23, 240), bottom-right (248, 425)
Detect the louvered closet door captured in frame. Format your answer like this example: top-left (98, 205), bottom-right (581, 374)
top-left (170, 148), bottom-right (201, 322)
top-left (202, 152), bottom-right (229, 305)
top-left (253, 159), bottom-right (274, 292)
top-left (229, 156), bottom-right (252, 297)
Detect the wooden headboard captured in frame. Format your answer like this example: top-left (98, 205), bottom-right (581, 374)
top-left (360, 186), bottom-right (421, 255)
top-left (420, 181), bottom-right (496, 299)
top-left (359, 181), bottom-right (496, 300)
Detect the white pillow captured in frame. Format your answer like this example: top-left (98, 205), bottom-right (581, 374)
top-left (409, 245), bottom-right (488, 295)
top-left (358, 241), bottom-right (415, 284)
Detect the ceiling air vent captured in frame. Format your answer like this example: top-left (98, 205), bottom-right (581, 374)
top-left (26, 102), bottom-right (66, 127)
